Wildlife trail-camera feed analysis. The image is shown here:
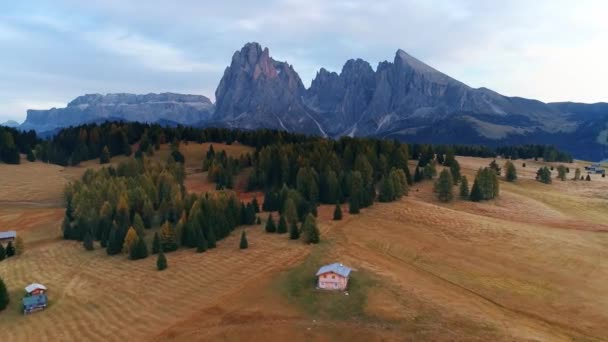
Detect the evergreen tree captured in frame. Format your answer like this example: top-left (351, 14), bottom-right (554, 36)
top-left (106, 221), bottom-right (123, 255)
top-left (159, 221), bottom-right (178, 252)
top-left (239, 231), bottom-right (248, 249)
top-left (0, 276), bottom-right (8, 311)
top-left (156, 250), bottom-right (167, 271)
top-left (333, 203), bottom-right (343, 220)
top-left (277, 215), bottom-right (288, 234)
top-left (207, 227), bottom-right (217, 249)
top-left (434, 169), bottom-right (454, 202)
top-left (536, 167), bottom-right (552, 184)
top-left (423, 162), bottom-right (437, 180)
top-left (132, 213), bottom-right (145, 238)
top-left (5, 241), bottom-right (15, 257)
top-left (469, 178), bottom-right (483, 202)
top-left (100, 146), bottom-right (111, 164)
top-left (15, 236), bottom-right (24, 255)
top-left (252, 197), bottom-right (260, 213)
top-left (459, 176), bottom-right (469, 199)
top-left (152, 232), bottom-right (161, 254)
top-left (522, 162), bottom-right (526, 167)
top-left (378, 176), bottom-right (395, 202)
top-left (123, 227), bottom-right (138, 254)
top-left (574, 168), bottom-right (581, 180)
top-left (256, 216), bottom-right (261, 225)
top-left (349, 171), bottom-right (363, 214)
top-left (586, 174), bottom-right (591, 181)
top-left (301, 214), bottom-right (320, 244)
top-left (265, 214), bottom-right (277, 233)
top-left (83, 231), bottom-right (94, 251)
top-left (504, 160), bottom-right (517, 182)
top-left (289, 220), bottom-right (300, 240)
top-left (283, 198), bottom-right (298, 225)
top-left (0, 244), bottom-right (5, 261)
top-left (130, 237), bottom-right (148, 260)
top-left (196, 229), bottom-right (207, 253)
top-left (489, 160), bottom-right (501, 175)
top-left (557, 165), bottom-right (567, 181)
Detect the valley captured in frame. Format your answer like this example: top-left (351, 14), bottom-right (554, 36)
top-left (1, 143), bottom-right (607, 341)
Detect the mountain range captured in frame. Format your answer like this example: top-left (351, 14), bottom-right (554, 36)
top-left (16, 42), bottom-right (608, 160)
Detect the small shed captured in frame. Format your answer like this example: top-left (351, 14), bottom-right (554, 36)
top-left (0, 230), bottom-right (16, 243)
top-left (316, 263), bottom-right (352, 291)
top-left (25, 283), bottom-right (48, 296)
top-left (23, 294), bottom-right (48, 315)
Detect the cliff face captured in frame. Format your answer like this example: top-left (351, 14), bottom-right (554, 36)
top-left (212, 42), bottom-right (326, 135)
top-left (21, 93), bottom-right (214, 132)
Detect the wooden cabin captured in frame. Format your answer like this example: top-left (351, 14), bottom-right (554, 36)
top-left (316, 263), bottom-right (352, 291)
top-left (25, 283), bottom-right (47, 296)
top-left (0, 230), bottom-right (16, 243)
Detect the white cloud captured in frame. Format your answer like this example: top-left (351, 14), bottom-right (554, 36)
top-left (83, 29), bottom-right (220, 73)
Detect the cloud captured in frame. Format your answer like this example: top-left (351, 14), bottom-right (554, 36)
top-left (83, 29), bottom-right (221, 73)
top-left (1, 0), bottom-right (607, 122)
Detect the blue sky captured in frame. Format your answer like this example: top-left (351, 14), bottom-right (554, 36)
top-left (1, 0), bottom-right (607, 123)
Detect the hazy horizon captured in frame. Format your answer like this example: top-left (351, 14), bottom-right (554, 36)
top-left (2, 0), bottom-right (607, 123)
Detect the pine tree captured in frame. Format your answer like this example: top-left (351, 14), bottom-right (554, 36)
top-left (378, 176), bottom-right (395, 202)
top-left (0, 243), bottom-right (6, 261)
top-left (434, 169), bottom-right (454, 202)
top-left (536, 167), bottom-right (552, 184)
top-left (469, 178), bottom-right (483, 202)
top-left (0, 276), bottom-right (9, 311)
top-left (252, 197), bottom-right (260, 213)
top-left (130, 237), bottom-right (148, 260)
top-left (301, 214), bottom-right (320, 244)
top-left (283, 198), bottom-right (298, 224)
top-left (586, 174), bottom-right (591, 181)
top-left (207, 227), bottom-right (217, 249)
top-left (557, 165), bottom-right (567, 181)
top-left (289, 220), bottom-right (300, 240)
top-left (277, 215), bottom-right (288, 234)
top-left (333, 203), bottom-right (343, 220)
top-left (83, 231), bottom-right (94, 251)
top-left (349, 171), bottom-right (363, 214)
top-left (459, 176), bottom-right (469, 199)
top-left (152, 232), bottom-right (161, 254)
top-left (157, 250), bottom-right (167, 271)
top-left (265, 214), bottom-right (277, 233)
top-left (489, 160), bottom-right (501, 175)
top-left (423, 162), bottom-right (437, 180)
top-left (159, 221), bottom-right (178, 252)
top-left (239, 231), bottom-right (248, 249)
top-left (132, 213), bottom-right (145, 238)
top-left (5, 241), bottom-right (15, 257)
top-left (100, 146), bottom-right (111, 164)
top-left (196, 229), bottom-right (207, 253)
top-left (15, 236), bottom-right (24, 255)
top-left (122, 227), bottom-right (138, 254)
top-left (504, 160), bottom-right (517, 182)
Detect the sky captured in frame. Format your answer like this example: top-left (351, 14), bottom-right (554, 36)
top-left (1, 0), bottom-right (607, 123)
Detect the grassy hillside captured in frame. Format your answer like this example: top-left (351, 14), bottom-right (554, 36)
top-left (0, 150), bottom-right (607, 341)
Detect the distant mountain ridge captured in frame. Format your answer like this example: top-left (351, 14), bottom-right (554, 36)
top-left (20, 42), bottom-right (608, 159)
top-left (21, 92), bottom-right (214, 133)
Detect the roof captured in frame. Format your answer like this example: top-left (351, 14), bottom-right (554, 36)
top-left (23, 294), bottom-right (47, 307)
top-left (316, 263), bottom-right (352, 278)
top-left (0, 231), bottom-right (16, 239)
top-left (25, 283), bottom-right (47, 293)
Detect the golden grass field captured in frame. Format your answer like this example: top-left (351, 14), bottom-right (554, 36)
top-left (1, 145), bottom-right (607, 341)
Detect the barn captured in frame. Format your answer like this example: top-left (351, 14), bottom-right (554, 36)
top-left (0, 230), bottom-right (16, 243)
top-left (316, 263), bottom-right (352, 291)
